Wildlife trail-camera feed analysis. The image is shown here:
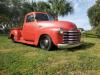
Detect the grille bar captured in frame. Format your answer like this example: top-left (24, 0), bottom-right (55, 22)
top-left (62, 30), bottom-right (81, 44)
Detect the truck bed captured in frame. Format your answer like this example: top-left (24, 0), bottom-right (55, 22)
top-left (10, 27), bottom-right (22, 30)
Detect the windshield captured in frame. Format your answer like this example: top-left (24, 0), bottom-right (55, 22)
top-left (35, 13), bottom-right (55, 21)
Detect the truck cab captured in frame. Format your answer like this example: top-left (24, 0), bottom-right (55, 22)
top-left (10, 12), bottom-right (81, 50)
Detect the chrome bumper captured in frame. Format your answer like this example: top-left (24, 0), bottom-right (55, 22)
top-left (57, 43), bottom-right (81, 48)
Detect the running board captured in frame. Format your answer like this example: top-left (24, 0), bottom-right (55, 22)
top-left (18, 37), bottom-right (34, 45)
top-left (19, 40), bottom-right (34, 45)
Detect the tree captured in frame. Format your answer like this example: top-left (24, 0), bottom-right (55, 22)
top-left (88, 0), bottom-right (100, 28)
top-left (30, 0), bottom-right (73, 19)
top-left (0, 0), bottom-right (10, 22)
top-left (32, 1), bottom-right (50, 12)
top-left (96, 0), bottom-right (100, 5)
top-left (48, 0), bottom-right (73, 17)
top-left (95, 25), bottom-right (100, 37)
top-left (0, 0), bottom-right (25, 34)
top-left (22, 2), bottom-right (33, 15)
top-left (0, 0), bottom-right (73, 32)
top-left (88, 0), bottom-right (100, 37)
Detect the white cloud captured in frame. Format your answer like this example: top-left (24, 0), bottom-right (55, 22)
top-left (59, 0), bottom-right (95, 30)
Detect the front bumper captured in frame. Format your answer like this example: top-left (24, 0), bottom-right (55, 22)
top-left (57, 43), bottom-right (81, 49)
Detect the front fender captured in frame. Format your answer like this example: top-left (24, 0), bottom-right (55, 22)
top-left (34, 27), bottom-right (63, 46)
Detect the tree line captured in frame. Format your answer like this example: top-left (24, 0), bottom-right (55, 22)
top-left (88, 0), bottom-right (100, 37)
top-left (1, 0), bottom-right (99, 36)
top-left (0, 0), bottom-right (73, 34)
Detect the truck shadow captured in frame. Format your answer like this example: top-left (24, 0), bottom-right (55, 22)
top-left (18, 42), bottom-right (95, 52)
top-left (63, 42), bottom-right (95, 52)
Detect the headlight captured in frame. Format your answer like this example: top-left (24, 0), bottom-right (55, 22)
top-left (58, 28), bottom-right (64, 34)
top-left (52, 28), bottom-right (64, 34)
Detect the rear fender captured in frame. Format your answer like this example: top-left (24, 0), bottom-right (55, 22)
top-left (10, 30), bottom-right (21, 41)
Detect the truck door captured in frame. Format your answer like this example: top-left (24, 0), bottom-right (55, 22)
top-left (22, 14), bottom-right (36, 41)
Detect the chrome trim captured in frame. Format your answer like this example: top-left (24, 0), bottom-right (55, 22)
top-left (62, 30), bottom-right (81, 44)
top-left (63, 39), bottom-right (78, 41)
top-left (63, 36), bottom-right (79, 38)
top-left (57, 43), bottom-right (81, 48)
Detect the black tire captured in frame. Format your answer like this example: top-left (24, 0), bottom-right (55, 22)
top-left (39, 35), bottom-right (54, 51)
top-left (11, 35), bottom-right (17, 43)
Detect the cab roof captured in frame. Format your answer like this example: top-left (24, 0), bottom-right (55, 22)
top-left (26, 12), bottom-right (48, 16)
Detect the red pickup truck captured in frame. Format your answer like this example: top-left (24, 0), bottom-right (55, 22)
top-left (9, 12), bottom-right (81, 50)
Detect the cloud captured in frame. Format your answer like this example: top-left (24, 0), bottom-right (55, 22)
top-left (59, 0), bottom-right (95, 30)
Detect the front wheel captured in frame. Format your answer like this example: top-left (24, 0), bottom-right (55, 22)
top-left (39, 35), bottom-right (54, 51)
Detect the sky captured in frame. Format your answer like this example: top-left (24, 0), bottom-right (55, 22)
top-left (32, 0), bottom-right (96, 30)
top-left (59, 0), bottom-right (96, 30)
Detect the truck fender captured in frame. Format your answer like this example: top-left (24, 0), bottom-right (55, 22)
top-left (36, 31), bottom-right (62, 46)
top-left (10, 30), bottom-right (21, 41)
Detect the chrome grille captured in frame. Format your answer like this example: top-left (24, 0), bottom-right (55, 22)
top-left (62, 30), bottom-right (81, 44)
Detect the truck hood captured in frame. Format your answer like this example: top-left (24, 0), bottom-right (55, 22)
top-left (37, 21), bottom-right (76, 30)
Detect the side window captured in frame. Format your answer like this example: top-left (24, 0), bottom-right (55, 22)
top-left (26, 14), bottom-right (34, 22)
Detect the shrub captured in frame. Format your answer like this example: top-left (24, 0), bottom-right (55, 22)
top-left (95, 25), bottom-right (100, 37)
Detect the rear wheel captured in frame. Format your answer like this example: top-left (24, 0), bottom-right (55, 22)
top-left (39, 35), bottom-right (54, 51)
top-left (11, 35), bottom-right (17, 43)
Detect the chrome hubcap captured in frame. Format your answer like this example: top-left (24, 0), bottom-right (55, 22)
top-left (41, 38), bottom-right (49, 49)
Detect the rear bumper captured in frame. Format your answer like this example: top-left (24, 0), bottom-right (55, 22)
top-left (57, 43), bottom-right (81, 48)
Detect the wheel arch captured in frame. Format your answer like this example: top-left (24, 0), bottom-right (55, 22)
top-left (10, 30), bottom-right (21, 41)
top-left (10, 34), bottom-right (14, 39)
top-left (38, 34), bottom-right (52, 46)
top-left (35, 28), bottom-right (62, 46)
top-left (37, 33), bottom-right (59, 47)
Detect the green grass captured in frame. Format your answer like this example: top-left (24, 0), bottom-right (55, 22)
top-left (0, 35), bottom-right (100, 75)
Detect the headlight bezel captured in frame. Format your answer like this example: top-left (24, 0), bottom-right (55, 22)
top-left (58, 28), bottom-right (64, 34)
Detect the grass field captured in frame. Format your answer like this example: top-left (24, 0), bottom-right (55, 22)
top-left (0, 35), bottom-right (100, 75)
